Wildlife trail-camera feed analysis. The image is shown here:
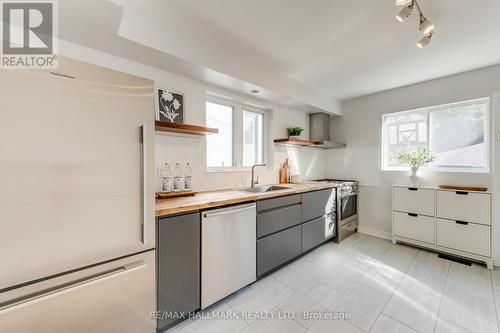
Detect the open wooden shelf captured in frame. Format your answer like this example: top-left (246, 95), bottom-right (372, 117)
top-left (274, 137), bottom-right (346, 149)
top-left (155, 121), bottom-right (218, 136)
top-left (274, 137), bottom-right (317, 146)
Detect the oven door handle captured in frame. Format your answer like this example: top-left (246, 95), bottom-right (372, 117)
top-left (340, 192), bottom-right (358, 198)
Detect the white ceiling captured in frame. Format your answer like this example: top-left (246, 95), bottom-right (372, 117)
top-left (149, 0), bottom-right (500, 100)
top-left (58, 0), bottom-right (343, 114)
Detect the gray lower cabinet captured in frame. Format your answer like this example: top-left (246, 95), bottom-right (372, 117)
top-left (302, 189), bottom-right (333, 222)
top-left (302, 216), bottom-right (330, 252)
top-left (257, 194), bottom-right (301, 212)
top-left (257, 225), bottom-right (302, 276)
top-left (157, 212), bottom-right (200, 331)
top-left (257, 204), bottom-right (301, 238)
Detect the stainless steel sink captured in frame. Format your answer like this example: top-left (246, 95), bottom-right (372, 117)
top-left (234, 185), bottom-right (290, 193)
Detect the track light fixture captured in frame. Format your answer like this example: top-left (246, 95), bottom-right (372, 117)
top-left (417, 32), bottom-right (433, 48)
top-left (395, 0), bottom-right (412, 5)
top-left (395, 5), bottom-right (413, 22)
top-left (419, 16), bottom-right (434, 35)
top-left (395, 0), bottom-right (435, 48)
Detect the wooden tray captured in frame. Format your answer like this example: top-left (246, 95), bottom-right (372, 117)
top-left (156, 191), bottom-right (197, 199)
top-left (439, 185), bottom-right (488, 192)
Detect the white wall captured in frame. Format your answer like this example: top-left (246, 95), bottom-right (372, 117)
top-left (326, 64), bottom-right (500, 262)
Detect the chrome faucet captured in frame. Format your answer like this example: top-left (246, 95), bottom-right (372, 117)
top-left (251, 164), bottom-right (266, 188)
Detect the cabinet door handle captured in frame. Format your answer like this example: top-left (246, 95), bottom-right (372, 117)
top-left (408, 187), bottom-right (418, 191)
top-left (456, 191), bottom-right (468, 195)
top-left (455, 220), bottom-right (469, 225)
top-left (407, 213), bottom-right (418, 217)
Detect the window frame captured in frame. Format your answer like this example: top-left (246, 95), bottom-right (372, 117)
top-left (206, 96), bottom-right (269, 172)
top-left (381, 97), bottom-right (491, 173)
top-left (206, 96), bottom-right (237, 171)
top-left (241, 105), bottom-right (268, 168)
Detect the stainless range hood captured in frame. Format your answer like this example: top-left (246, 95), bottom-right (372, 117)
top-left (309, 113), bottom-right (346, 149)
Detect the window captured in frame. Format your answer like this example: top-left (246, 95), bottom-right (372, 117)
top-left (206, 101), bottom-right (234, 168)
top-left (382, 98), bottom-right (490, 172)
top-left (243, 110), bottom-right (264, 166)
top-left (206, 97), bottom-right (268, 171)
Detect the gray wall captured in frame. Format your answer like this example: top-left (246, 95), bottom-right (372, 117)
top-left (325, 64), bottom-right (500, 262)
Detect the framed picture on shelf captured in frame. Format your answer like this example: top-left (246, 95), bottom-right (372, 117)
top-left (156, 88), bottom-right (184, 124)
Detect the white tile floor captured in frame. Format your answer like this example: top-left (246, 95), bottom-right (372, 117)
top-left (166, 233), bottom-right (500, 333)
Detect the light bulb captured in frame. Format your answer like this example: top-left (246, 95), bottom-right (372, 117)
top-left (396, 6), bottom-right (413, 22)
top-left (419, 18), bottom-right (435, 35)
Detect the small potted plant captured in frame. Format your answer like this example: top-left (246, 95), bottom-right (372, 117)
top-left (286, 127), bottom-right (304, 138)
top-left (394, 147), bottom-right (436, 186)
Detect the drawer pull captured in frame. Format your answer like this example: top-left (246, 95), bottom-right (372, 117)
top-left (408, 187), bottom-right (418, 191)
top-left (455, 220), bottom-right (469, 225)
top-left (456, 191), bottom-right (469, 195)
top-left (407, 213), bottom-right (418, 217)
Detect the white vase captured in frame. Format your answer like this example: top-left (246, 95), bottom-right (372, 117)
top-left (409, 167), bottom-right (420, 186)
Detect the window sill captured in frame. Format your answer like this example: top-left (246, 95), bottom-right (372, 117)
top-left (382, 167), bottom-right (490, 174)
top-left (206, 166), bottom-right (269, 173)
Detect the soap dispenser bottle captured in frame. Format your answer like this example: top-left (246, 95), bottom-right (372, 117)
top-left (184, 163), bottom-right (193, 190)
top-left (174, 163), bottom-right (184, 191)
top-left (162, 163), bottom-right (173, 192)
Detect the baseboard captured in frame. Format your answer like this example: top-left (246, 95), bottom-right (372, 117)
top-left (357, 226), bottom-right (392, 240)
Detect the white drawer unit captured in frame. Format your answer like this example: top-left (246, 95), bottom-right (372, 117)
top-left (393, 186), bottom-right (435, 216)
top-left (436, 218), bottom-right (490, 257)
top-left (392, 185), bottom-right (493, 270)
top-left (393, 211), bottom-right (435, 244)
top-left (437, 190), bottom-right (491, 225)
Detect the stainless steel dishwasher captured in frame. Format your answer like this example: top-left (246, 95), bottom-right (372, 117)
top-left (201, 203), bottom-right (256, 309)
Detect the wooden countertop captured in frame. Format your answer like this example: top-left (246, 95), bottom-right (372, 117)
top-left (155, 182), bottom-right (336, 217)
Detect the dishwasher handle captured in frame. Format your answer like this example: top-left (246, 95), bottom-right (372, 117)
top-left (203, 203), bottom-right (256, 219)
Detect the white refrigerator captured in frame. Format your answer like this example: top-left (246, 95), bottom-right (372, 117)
top-left (0, 57), bottom-right (156, 332)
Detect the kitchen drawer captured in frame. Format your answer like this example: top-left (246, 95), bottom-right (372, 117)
top-left (302, 216), bottom-right (332, 252)
top-left (257, 194), bottom-right (301, 212)
top-left (257, 204), bottom-right (301, 238)
top-left (437, 190), bottom-right (491, 225)
top-left (393, 211), bottom-right (435, 244)
top-left (257, 225), bottom-right (302, 276)
top-left (339, 219), bottom-right (357, 242)
top-left (393, 186), bottom-right (435, 216)
top-left (436, 218), bottom-right (490, 257)
top-left (302, 189), bottom-right (334, 222)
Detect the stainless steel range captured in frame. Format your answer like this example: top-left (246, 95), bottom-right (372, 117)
top-left (312, 179), bottom-right (359, 242)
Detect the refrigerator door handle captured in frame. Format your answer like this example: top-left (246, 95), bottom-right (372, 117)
top-left (140, 125), bottom-right (147, 244)
top-left (0, 261), bottom-right (146, 315)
